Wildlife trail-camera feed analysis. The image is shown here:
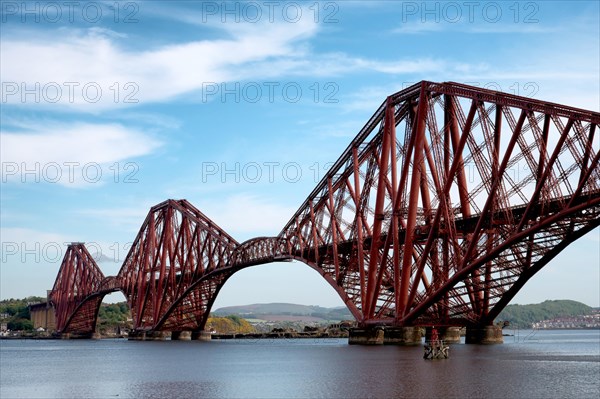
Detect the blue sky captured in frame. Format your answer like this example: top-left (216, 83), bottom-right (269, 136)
top-left (1, 1), bottom-right (599, 308)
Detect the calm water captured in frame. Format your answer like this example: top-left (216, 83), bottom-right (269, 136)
top-left (1, 330), bottom-right (599, 398)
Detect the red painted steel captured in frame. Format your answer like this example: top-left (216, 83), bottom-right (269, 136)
top-left (117, 199), bottom-right (239, 332)
top-left (49, 81), bottom-right (600, 334)
top-left (49, 243), bottom-right (106, 333)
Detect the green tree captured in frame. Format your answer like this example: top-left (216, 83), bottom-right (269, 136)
top-left (8, 319), bottom-right (33, 331)
top-left (497, 300), bottom-right (592, 328)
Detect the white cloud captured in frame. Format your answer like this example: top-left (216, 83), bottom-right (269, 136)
top-left (392, 21), bottom-right (558, 35)
top-left (72, 193), bottom-right (297, 253)
top-left (196, 193), bottom-right (296, 240)
top-left (1, 121), bottom-right (161, 187)
top-left (391, 21), bottom-right (445, 34)
top-left (0, 227), bottom-right (75, 298)
top-left (0, 226), bottom-right (122, 267)
top-left (75, 205), bottom-right (152, 233)
top-left (0, 227), bottom-right (127, 298)
top-left (0, 22), bottom-right (509, 112)
top-left (338, 85), bottom-right (395, 114)
top-left (0, 19), bottom-right (319, 111)
top-left (1, 227), bottom-right (74, 259)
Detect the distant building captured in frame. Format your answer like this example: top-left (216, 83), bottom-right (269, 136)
top-left (532, 311), bottom-right (600, 329)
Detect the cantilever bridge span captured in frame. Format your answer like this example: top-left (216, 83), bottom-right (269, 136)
top-left (50, 81), bottom-right (600, 336)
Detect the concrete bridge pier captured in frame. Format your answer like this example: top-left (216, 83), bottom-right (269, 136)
top-left (128, 330), bottom-right (169, 341)
top-left (424, 327), bottom-right (462, 344)
top-left (127, 330), bottom-right (145, 340)
top-left (170, 331), bottom-right (192, 340)
top-left (145, 331), bottom-right (168, 340)
top-left (349, 326), bottom-right (423, 345)
top-left (442, 327), bottom-right (462, 343)
top-left (383, 327), bottom-right (423, 345)
top-left (60, 332), bottom-right (101, 339)
top-left (191, 331), bottom-right (212, 341)
top-left (465, 325), bottom-right (503, 344)
top-left (348, 327), bottom-right (384, 345)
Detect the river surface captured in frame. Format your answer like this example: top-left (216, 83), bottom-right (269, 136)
top-left (1, 329), bottom-right (599, 398)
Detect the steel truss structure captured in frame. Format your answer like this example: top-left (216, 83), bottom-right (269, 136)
top-left (50, 81), bottom-right (600, 334)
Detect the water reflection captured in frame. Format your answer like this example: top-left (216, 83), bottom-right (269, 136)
top-left (1, 330), bottom-right (598, 398)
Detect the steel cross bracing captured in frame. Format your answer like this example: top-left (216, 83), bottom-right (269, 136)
top-left (49, 81), bottom-right (600, 334)
top-left (118, 199), bottom-right (239, 332)
top-left (49, 243), bottom-right (106, 333)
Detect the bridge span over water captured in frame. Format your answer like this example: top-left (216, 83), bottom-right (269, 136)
top-left (49, 81), bottom-right (600, 343)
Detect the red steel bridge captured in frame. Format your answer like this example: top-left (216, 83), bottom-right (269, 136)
top-left (50, 81), bottom-right (600, 337)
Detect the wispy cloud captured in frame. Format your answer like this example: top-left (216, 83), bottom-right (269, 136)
top-left (195, 193), bottom-right (296, 240)
top-left (75, 205), bottom-right (152, 233)
top-left (392, 21), bottom-right (558, 35)
top-left (1, 120), bottom-right (161, 187)
top-left (391, 21), bottom-right (445, 34)
top-left (1, 19), bottom-right (319, 111)
top-left (0, 227), bottom-right (75, 298)
top-left (0, 227), bottom-right (126, 296)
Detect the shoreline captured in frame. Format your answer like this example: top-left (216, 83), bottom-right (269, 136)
top-left (0, 332), bottom-right (350, 340)
top-left (3, 327), bottom-right (599, 340)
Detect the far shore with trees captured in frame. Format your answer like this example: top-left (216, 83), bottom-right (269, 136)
top-left (1, 297), bottom-right (598, 336)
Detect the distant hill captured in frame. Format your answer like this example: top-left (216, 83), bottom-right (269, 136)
top-left (497, 300), bottom-right (593, 328)
top-left (213, 300), bottom-right (595, 328)
top-left (212, 302), bottom-right (353, 323)
top-left (206, 315), bottom-right (255, 334)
